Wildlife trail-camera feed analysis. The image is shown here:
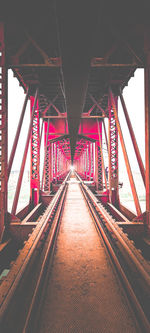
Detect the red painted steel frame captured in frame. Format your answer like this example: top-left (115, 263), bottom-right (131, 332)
top-left (108, 95), bottom-right (119, 205)
top-left (97, 119), bottom-right (107, 190)
top-left (41, 120), bottom-right (50, 190)
top-left (144, 58), bottom-right (150, 229)
top-left (0, 23), bottom-right (7, 239)
top-left (30, 96), bottom-right (40, 206)
top-left (94, 142), bottom-right (99, 189)
top-left (77, 118), bottom-right (104, 188)
top-left (44, 141), bottom-right (51, 192)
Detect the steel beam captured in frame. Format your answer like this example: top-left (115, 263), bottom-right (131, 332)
top-left (44, 142), bottom-right (51, 192)
top-left (30, 96), bottom-right (40, 206)
top-left (144, 53), bottom-right (150, 229)
top-left (97, 119), bottom-right (107, 190)
top-left (108, 96), bottom-right (119, 205)
top-left (89, 94), bottom-right (105, 116)
top-left (0, 23), bottom-right (7, 240)
top-left (94, 142), bottom-right (99, 190)
top-left (42, 95), bottom-right (59, 116)
top-left (41, 119), bottom-right (50, 190)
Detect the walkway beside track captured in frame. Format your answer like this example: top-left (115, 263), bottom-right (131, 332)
top-left (37, 176), bottom-right (140, 332)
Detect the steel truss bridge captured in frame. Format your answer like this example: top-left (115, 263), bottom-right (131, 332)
top-left (0, 1), bottom-right (150, 331)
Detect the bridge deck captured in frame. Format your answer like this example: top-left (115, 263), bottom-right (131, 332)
top-left (35, 177), bottom-right (140, 332)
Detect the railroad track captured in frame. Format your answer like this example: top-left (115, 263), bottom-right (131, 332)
top-left (0, 173), bottom-right (70, 333)
top-left (0, 171), bottom-right (150, 332)
top-left (76, 172), bottom-right (150, 332)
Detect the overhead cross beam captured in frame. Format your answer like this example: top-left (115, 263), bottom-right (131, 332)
top-left (56, 0), bottom-right (99, 162)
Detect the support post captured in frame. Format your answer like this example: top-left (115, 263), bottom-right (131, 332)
top-left (108, 95), bottom-right (119, 205)
top-left (86, 142), bottom-right (89, 180)
top-left (0, 23), bottom-right (7, 239)
top-left (94, 142), bottom-right (99, 190)
top-left (44, 142), bottom-right (51, 191)
top-left (41, 119), bottom-right (50, 190)
top-left (91, 143), bottom-right (94, 179)
top-left (30, 95), bottom-right (40, 206)
top-left (85, 148), bottom-right (87, 179)
top-left (96, 128), bottom-right (103, 191)
top-left (55, 143), bottom-right (58, 182)
top-left (97, 119), bottom-right (107, 190)
top-left (40, 118), bottom-right (44, 147)
top-left (144, 38), bottom-right (150, 229)
top-left (88, 143), bottom-right (91, 180)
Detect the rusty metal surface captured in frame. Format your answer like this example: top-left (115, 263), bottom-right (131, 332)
top-left (0, 174), bottom-right (69, 325)
top-left (33, 177), bottom-right (140, 332)
top-left (1, 172), bottom-right (150, 331)
top-left (0, 1), bottom-right (149, 157)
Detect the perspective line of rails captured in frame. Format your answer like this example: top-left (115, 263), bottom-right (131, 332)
top-left (0, 171), bottom-right (150, 332)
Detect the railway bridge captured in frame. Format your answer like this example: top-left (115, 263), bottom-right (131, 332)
top-left (0, 1), bottom-right (150, 332)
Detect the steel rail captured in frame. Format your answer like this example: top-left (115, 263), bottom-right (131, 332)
top-left (1, 172), bottom-right (149, 331)
top-left (0, 172), bottom-right (70, 326)
top-left (88, 188), bottom-right (150, 283)
top-left (84, 194), bottom-right (150, 332)
top-left (22, 176), bottom-right (68, 333)
top-left (80, 178), bottom-right (150, 286)
top-left (76, 172), bottom-right (150, 332)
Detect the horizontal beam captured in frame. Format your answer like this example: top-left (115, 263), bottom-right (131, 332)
top-left (9, 63), bottom-right (61, 68)
top-left (9, 63), bottom-right (142, 69)
top-left (43, 115), bottom-right (104, 119)
top-left (91, 63), bottom-right (140, 68)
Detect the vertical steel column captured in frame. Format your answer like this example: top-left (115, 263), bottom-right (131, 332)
top-left (0, 23), bottom-right (7, 239)
top-left (97, 145), bottom-right (103, 190)
top-left (97, 119), bottom-right (107, 190)
top-left (40, 118), bottom-right (44, 147)
top-left (57, 144), bottom-right (59, 180)
top-left (57, 144), bottom-right (60, 180)
top-left (30, 96), bottom-right (40, 206)
top-left (88, 143), bottom-right (91, 180)
top-left (52, 142), bottom-right (55, 181)
top-left (85, 149), bottom-right (87, 179)
top-left (91, 143), bottom-right (94, 179)
top-left (82, 151), bottom-right (84, 177)
top-left (145, 46), bottom-right (150, 229)
top-left (96, 121), bottom-right (103, 190)
top-left (55, 142), bottom-right (58, 183)
top-left (44, 142), bottom-right (51, 192)
top-left (93, 142), bottom-right (95, 181)
top-left (41, 120), bottom-right (50, 190)
top-left (86, 143), bottom-right (88, 179)
top-left (108, 95), bottom-right (119, 205)
top-left (55, 143), bottom-right (58, 182)
top-left (94, 142), bottom-right (99, 190)
top-left (87, 143), bottom-right (90, 180)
